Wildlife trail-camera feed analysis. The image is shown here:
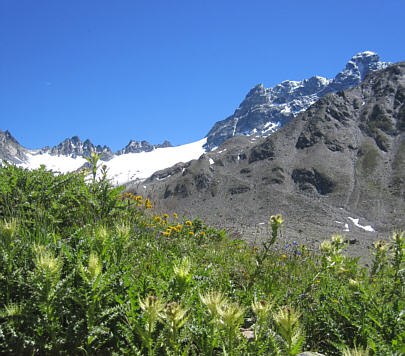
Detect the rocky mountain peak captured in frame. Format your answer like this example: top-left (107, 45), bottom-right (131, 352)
top-left (71, 136), bottom-right (81, 145)
top-left (40, 136), bottom-right (113, 160)
top-left (333, 51), bottom-right (390, 88)
top-left (203, 51), bottom-right (391, 151)
top-left (116, 139), bottom-right (173, 155)
top-left (247, 83), bottom-right (266, 96)
top-left (2, 130), bottom-right (18, 144)
top-left (0, 129), bottom-right (27, 163)
top-left (350, 51), bottom-right (386, 79)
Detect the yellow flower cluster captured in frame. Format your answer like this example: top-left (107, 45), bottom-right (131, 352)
top-left (163, 224), bottom-right (185, 236)
top-left (118, 193), bottom-right (153, 209)
top-left (144, 198), bottom-right (152, 209)
top-left (152, 214), bottom-right (171, 226)
top-left (149, 215), bottom-right (200, 239)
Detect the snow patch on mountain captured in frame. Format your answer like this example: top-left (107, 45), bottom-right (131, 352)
top-left (101, 138), bottom-right (206, 185)
top-left (348, 217), bottom-right (375, 232)
top-left (21, 153), bottom-right (87, 173)
top-left (19, 138), bottom-right (207, 185)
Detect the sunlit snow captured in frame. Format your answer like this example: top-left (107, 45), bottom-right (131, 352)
top-left (313, 76), bottom-right (331, 86)
top-left (262, 121), bottom-right (280, 134)
top-left (348, 217), bottom-right (375, 232)
top-left (20, 138), bottom-right (207, 186)
top-left (21, 152), bottom-right (87, 173)
top-left (101, 138), bottom-right (207, 185)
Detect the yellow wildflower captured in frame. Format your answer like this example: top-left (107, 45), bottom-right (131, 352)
top-left (145, 198), bottom-right (152, 209)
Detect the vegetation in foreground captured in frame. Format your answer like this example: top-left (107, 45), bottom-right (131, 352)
top-left (0, 158), bottom-right (404, 355)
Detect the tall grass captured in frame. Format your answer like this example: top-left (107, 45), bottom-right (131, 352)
top-left (0, 161), bottom-right (403, 355)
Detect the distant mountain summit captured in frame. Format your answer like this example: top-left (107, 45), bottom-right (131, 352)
top-left (0, 130), bottom-right (27, 164)
top-left (204, 51), bottom-right (391, 150)
top-left (37, 136), bottom-right (172, 158)
top-left (116, 140), bottom-right (172, 155)
top-left (40, 136), bottom-right (114, 160)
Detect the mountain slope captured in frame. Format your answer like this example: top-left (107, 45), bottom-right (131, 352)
top-left (0, 130), bottom-right (27, 164)
top-left (204, 51), bottom-right (391, 151)
top-left (129, 62), bottom-right (405, 254)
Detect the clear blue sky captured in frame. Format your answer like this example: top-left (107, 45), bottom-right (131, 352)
top-left (1, 0), bottom-right (404, 151)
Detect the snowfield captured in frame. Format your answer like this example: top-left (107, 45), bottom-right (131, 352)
top-left (21, 152), bottom-right (87, 173)
top-left (19, 138), bottom-right (207, 185)
top-left (101, 138), bottom-right (206, 185)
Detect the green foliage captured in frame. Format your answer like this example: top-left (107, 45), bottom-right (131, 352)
top-left (0, 163), bottom-right (403, 355)
top-left (0, 161), bottom-right (122, 235)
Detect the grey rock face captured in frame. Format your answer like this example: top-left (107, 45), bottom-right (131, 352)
top-left (332, 51), bottom-right (390, 90)
top-left (116, 140), bottom-right (172, 155)
top-left (130, 63), bottom-right (405, 257)
top-left (41, 136), bottom-right (114, 160)
top-left (204, 51), bottom-right (391, 151)
top-left (41, 136), bottom-right (172, 158)
top-left (0, 130), bottom-right (27, 164)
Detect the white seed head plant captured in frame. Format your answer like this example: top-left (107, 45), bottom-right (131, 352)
top-left (34, 245), bottom-right (62, 276)
top-left (88, 251), bottom-right (102, 279)
top-left (200, 290), bottom-right (228, 318)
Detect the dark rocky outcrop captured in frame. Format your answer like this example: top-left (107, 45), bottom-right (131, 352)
top-left (292, 168), bottom-right (335, 195)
